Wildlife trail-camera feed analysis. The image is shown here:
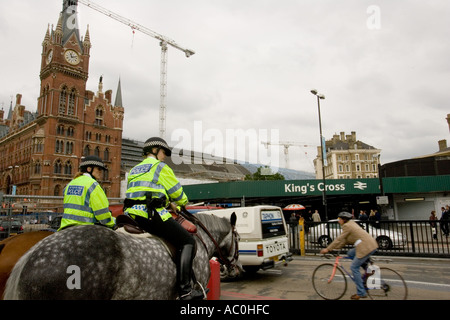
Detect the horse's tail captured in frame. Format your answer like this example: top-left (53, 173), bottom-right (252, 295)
top-left (3, 246), bottom-right (35, 300)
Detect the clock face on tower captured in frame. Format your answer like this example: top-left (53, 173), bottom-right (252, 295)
top-left (64, 49), bottom-right (80, 65)
top-left (46, 49), bottom-right (53, 64)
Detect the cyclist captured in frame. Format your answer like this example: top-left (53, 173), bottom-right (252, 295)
top-left (320, 211), bottom-right (378, 300)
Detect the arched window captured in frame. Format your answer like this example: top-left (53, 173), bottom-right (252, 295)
top-left (54, 185), bottom-right (61, 196)
top-left (65, 141), bottom-right (74, 155)
top-left (55, 140), bottom-right (64, 154)
top-left (54, 160), bottom-right (62, 174)
top-left (34, 161), bottom-right (41, 174)
top-left (103, 148), bottom-right (110, 161)
top-left (64, 161), bottom-right (73, 175)
top-left (95, 106), bottom-right (104, 126)
top-left (68, 89), bottom-right (76, 116)
top-left (59, 86), bottom-right (67, 115)
top-left (103, 166), bottom-right (109, 181)
top-left (57, 125), bottom-right (65, 135)
top-left (83, 145), bottom-right (91, 157)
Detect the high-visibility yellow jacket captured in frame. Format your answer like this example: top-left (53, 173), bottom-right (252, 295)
top-left (59, 174), bottom-right (115, 231)
top-left (125, 157), bottom-right (188, 222)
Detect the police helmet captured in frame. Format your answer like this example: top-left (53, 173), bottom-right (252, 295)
top-left (337, 211), bottom-right (353, 220)
top-left (143, 137), bottom-right (172, 157)
top-left (79, 155), bottom-right (107, 172)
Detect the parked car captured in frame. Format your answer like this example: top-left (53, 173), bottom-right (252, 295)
top-left (307, 219), bottom-right (407, 250)
top-left (0, 219), bottom-right (24, 239)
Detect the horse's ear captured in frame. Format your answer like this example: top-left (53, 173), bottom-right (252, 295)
top-left (230, 212), bottom-right (237, 227)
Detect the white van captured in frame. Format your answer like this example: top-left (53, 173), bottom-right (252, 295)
top-left (200, 205), bottom-right (293, 273)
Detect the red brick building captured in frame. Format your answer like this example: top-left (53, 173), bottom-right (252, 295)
top-left (0, 0), bottom-right (124, 197)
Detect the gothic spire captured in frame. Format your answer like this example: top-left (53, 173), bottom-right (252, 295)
top-left (60, 0), bottom-right (83, 50)
top-left (115, 78), bottom-right (123, 108)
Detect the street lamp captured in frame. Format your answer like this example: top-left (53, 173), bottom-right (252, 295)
top-left (311, 89), bottom-right (328, 221)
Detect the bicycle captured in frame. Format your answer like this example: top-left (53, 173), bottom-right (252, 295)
top-left (312, 252), bottom-right (408, 300)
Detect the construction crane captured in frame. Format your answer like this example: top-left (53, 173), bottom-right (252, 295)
top-left (78, 0), bottom-right (195, 139)
top-left (262, 141), bottom-right (315, 169)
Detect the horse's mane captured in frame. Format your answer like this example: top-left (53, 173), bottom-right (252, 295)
top-left (193, 213), bottom-right (231, 235)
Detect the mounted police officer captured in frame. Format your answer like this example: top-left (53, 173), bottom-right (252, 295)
top-left (59, 155), bottom-right (115, 231)
top-left (124, 137), bottom-right (203, 300)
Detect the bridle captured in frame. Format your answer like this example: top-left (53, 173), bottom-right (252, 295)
top-left (180, 209), bottom-right (240, 271)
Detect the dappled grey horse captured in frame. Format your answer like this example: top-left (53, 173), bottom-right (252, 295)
top-left (4, 213), bottom-right (240, 300)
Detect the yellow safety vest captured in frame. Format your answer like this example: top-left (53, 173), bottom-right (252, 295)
top-left (59, 174), bottom-right (115, 231)
top-left (125, 157), bottom-right (188, 222)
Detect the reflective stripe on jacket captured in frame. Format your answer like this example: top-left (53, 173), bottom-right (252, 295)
top-left (125, 157), bottom-right (188, 222)
top-left (59, 174), bottom-right (115, 230)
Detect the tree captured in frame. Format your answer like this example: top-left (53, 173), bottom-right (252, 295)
top-left (244, 166), bottom-right (285, 181)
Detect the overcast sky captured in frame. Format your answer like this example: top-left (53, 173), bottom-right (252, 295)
top-left (1, 0), bottom-right (449, 173)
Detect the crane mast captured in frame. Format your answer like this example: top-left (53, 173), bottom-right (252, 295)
top-left (78, 0), bottom-right (195, 139)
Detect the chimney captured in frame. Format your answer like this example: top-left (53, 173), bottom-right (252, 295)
top-left (16, 94), bottom-right (22, 106)
top-left (340, 132), bottom-right (345, 141)
top-left (447, 114), bottom-right (450, 133)
top-left (438, 139), bottom-right (448, 151)
top-left (105, 90), bottom-right (112, 104)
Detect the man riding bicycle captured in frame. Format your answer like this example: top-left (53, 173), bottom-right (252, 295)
top-left (320, 211), bottom-right (378, 300)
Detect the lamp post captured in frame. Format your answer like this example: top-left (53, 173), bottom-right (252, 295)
top-left (311, 89), bottom-right (328, 221)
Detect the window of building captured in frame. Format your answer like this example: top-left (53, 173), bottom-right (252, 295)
top-left (54, 160), bottom-right (62, 174)
top-left (34, 161), bottom-right (41, 175)
top-left (65, 141), bottom-right (74, 155)
top-left (103, 166), bottom-right (109, 181)
top-left (59, 86), bottom-right (67, 115)
top-left (64, 161), bottom-right (73, 175)
top-left (95, 106), bottom-right (104, 126)
top-left (54, 185), bottom-right (61, 196)
top-left (83, 145), bottom-right (90, 157)
top-left (57, 125), bottom-right (65, 135)
top-left (67, 127), bottom-right (74, 137)
top-left (68, 89), bottom-right (76, 116)
top-left (103, 148), bottom-right (110, 161)
top-left (55, 140), bottom-right (64, 154)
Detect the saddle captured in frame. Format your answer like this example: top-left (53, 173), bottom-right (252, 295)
top-left (115, 214), bottom-right (197, 260)
top-left (116, 213), bottom-right (197, 235)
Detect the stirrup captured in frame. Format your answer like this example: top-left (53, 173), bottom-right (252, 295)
top-left (178, 288), bottom-right (205, 301)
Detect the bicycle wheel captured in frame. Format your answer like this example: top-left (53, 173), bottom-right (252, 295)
top-left (367, 267), bottom-right (408, 300)
top-left (312, 263), bottom-right (347, 300)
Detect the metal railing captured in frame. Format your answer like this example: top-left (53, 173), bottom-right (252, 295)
top-left (288, 220), bottom-right (450, 258)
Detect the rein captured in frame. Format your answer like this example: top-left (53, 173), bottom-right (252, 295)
top-left (180, 208), bottom-right (239, 268)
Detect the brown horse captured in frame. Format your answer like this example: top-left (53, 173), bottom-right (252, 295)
top-left (0, 231), bottom-right (54, 299)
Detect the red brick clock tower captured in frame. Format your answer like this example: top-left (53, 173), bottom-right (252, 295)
top-left (33, 0), bottom-right (124, 197)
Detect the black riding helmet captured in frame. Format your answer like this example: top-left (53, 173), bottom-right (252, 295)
top-left (143, 137), bottom-right (172, 157)
top-left (79, 155), bottom-right (107, 172)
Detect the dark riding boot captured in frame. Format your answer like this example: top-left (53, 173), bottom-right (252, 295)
top-left (177, 244), bottom-right (204, 300)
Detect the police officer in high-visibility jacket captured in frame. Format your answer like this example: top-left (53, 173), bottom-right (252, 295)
top-left (124, 137), bottom-right (203, 300)
top-left (59, 156), bottom-right (115, 231)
